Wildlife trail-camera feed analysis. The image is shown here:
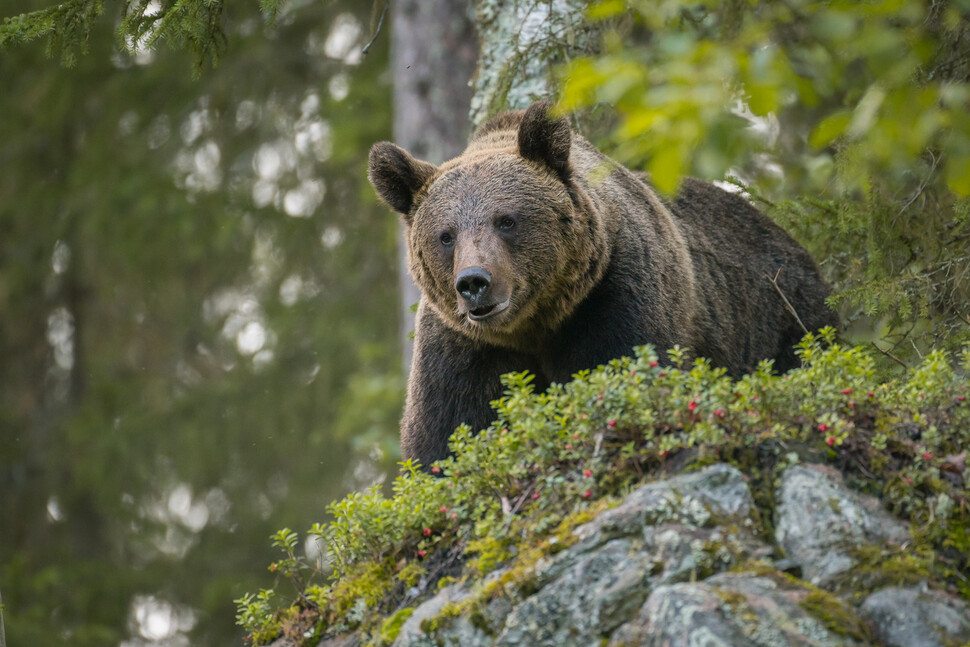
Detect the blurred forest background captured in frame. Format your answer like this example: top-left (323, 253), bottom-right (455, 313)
top-left (1, 1), bottom-right (410, 645)
top-left (2, 0), bottom-right (970, 645)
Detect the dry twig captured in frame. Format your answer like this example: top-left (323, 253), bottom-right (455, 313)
top-left (767, 268), bottom-right (810, 336)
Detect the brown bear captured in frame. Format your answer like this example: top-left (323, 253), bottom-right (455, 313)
top-left (368, 100), bottom-right (837, 467)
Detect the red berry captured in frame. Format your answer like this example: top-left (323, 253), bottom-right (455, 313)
top-left (659, 449), bottom-right (669, 458)
top-left (450, 513), bottom-right (457, 519)
top-left (903, 477), bottom-right (913, 485)
top-left (922, 452), bottom-right (933, 460)
top-left (958, 396), bottom-right (967, 402)
top-left (841, 388), bottom-right (853, 395)
top-left (607, 419), bottom-right (617, 428)
top-left (572, 434), bottom-right (580, 440)
top-left (826, 436), bottom-right (835, 446)
top-left (583, 469), bottom-right (593, 478)
top-left (688, 400), bottom-right (698, 411)
top-left (582, 489), bottom-right (592, 499)
top-left (818, 423), bottom-right (829, 432)
top-left (423, 528), bottom-right (431, 537)
top-left (438, 506), bottom-right (448, 512)
top-left (531, 491), bottom-right (541, 500)
top-left (649, 361), bottom-right (659, 368)
top-left (713, 409), bottom-right (726, 418)
top-left (417, 550), bottom-right (426, 558)
top-left (565, 443), bottom-right (573, 450)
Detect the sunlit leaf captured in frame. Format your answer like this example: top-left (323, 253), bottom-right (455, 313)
top-left (809, 110), bottom-right (852, 149)
top-left (588, 0), bottom-right (627, 20)
top-left (649, 144), bottom-right (685, 195)
top-left (945, 156), bottom-right (970, 196)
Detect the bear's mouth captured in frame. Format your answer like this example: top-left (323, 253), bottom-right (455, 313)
top-left (467, 298), bottom-right (510, 322)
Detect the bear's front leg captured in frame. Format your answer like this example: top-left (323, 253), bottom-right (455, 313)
top-left (400, 302), bottom-right (541, 469)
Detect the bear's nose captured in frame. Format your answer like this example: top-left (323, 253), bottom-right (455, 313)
top-left (455, 266), bottom-right (492, 303)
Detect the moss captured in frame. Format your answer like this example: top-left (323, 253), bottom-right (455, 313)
top-left (831, 543), bottom-right (940, 601)
top-left (376, 607), bottom-right (413, 645)
top-left (395, 562), bottom-right (426, 588)
top-left (330, 560), bottom-right (396, 619)
top-left (436, 576), bottom-right (459, 591)
top-left (466, 536), bottom-right (512, 576)
top-left (798, 588), bottom-right (872, 643)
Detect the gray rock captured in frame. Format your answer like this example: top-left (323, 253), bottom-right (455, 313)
top-left (861, 586), bottom-right (970, 647)
top-left (317, 636), bottom-right (360, 647)
top-left (271, 633), bottom-right (359, 647)
top-left (642, 522), bottom-right (771, 585)
top-left (392, 583), bottom-right (471, 647)
top-left (609, 572), bottom-right (869, 647)
top-left (775, 464), bottom-right (909, 585)
top-left (494, 538), bottom-right (655, 646)
top-left (574, 464), bottom-right (755, 549)
top-left (434, 594), bottom-right (512, 647)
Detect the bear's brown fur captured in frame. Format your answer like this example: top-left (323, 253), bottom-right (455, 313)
top-left (369, 101), bottom-right (837, 467)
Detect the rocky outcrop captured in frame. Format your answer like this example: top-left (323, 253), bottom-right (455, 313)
top-left (310, 463), bottom-right (969, 647)
top-left (775, 464), bottom-right (910, 586)
top-left (609, 573), bottom-right (868, 647)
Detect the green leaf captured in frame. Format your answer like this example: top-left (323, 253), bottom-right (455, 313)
top-left (945, 155), bottom-right (970, 196)
top-left (649, 144), bottom-right (684, 195)
top-left (809, 110), bottom-right (852, 149)
top-left (746, 84), bottom-right (778, 116)
top-left (588, 0), bottom-right (626, 20)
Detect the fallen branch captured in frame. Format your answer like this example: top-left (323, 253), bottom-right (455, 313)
top-left (767, 268), bottom-right (810, 336)
top-left (870, 341), bottom-right (908, 369)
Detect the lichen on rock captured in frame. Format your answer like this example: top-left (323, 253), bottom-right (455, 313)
top-left (775, 464), bottom-right (911, 586)
top-left (609, 573), bottom-right (870, 647)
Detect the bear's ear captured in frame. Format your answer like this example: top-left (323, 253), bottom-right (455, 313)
top-left (517, 100), bottom-right (572, 182)
top-left (368, 142), bottom-right (438, 220)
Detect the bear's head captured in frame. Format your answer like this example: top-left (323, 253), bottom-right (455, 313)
top-left (368, 101), bottom-right (609, 349)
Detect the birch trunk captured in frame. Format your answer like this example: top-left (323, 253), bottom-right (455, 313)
top-left (470, 0), bottom-right (596, 128)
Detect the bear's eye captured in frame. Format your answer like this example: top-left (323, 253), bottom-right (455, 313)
top-left (496, 215), bottom-right (516, 231)
top-left (439, 232), bottom-right (454, 247)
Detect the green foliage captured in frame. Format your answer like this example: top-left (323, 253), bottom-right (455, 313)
top-left (563, 0), bottom-right (970, 195)
top-left (239, 333), bottom-right (970, 644)
top-left (235, 589), bottom-right (282, 645)
top-left (560, 0), bottom-right (970, 359)
top-left (0, 0), bottom-right (286, 71)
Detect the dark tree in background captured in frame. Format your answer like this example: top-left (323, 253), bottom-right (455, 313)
top-left (0, 1), bottom-right (404, 645)
top-left (390, 0), bottom-right (477, 370)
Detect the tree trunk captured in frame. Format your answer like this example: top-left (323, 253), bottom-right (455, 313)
top-left (391, 0), bottom-right (477, 373)
top-left (469, 0), bottom-right (595, 128)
